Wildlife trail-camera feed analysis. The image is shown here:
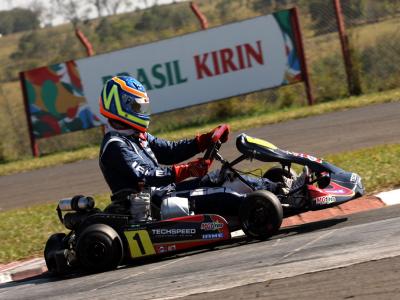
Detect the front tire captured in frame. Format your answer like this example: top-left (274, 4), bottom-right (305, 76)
top-left (240, 190), bottom-right (283, 239)
top-left (76, 224), bottom-right (123, 273)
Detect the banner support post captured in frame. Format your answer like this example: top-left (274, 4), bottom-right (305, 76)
top-left (333, 0), bottom-right (361, 96)
top-left (291, 7), bottom-right (314, 106)
top-left (19, 72), bottom-right (40, 157)
top-left (190, 2), bottom-right (208, 30)
top-left (75, 28), bottom-right (94, 57)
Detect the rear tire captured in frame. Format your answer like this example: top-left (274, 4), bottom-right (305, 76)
top-left (240, 191), bottom-right (283, 239)
top-left (44, 233), bottom-right (68, 276)
top-left (263, 166), bottom-right (297, 183)
top-left (76, 224), bottom-right (123, 273)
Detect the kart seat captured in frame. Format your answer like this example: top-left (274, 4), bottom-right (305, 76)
top-left (236, 133), bottom-right (286, 163)
top-left (235, 133), bottom-right (332, 172)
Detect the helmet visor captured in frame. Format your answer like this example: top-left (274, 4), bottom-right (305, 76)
top-left (128, 97), bottom-right (151, 115)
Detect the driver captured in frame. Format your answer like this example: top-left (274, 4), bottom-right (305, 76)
top-left (98, 76), bottom-right (300, 222)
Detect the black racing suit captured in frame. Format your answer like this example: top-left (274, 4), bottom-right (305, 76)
top-left (99, 131), bottom-right (272, 217)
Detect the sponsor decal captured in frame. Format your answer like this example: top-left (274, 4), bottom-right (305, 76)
top-left (327, 189), bottom-right (346, 194)
top-left (124, 230), bottom-right (156, 258)
top-left (201, 222), bottom-right (224, 231)
top-left (202, 233), bottom-right (224, 240)
top-left (284, 150), bottom-right (323, 163)
top-left (152, 228), bottom-right (196, 235)
top-left (314, 196), bottom-right (336, 205)
top-left (194, 41), bottom-right (264, 79)
top-left (102, 60), bottom-right (188, 91)
top-left (155, 170), bottom-right (166, 177)
top-left (101, 41), bottom-right (265, 90)
top-left (156, 244), bottom-right (176, 254)
top-left (168, 245), bottom-right (176, 252)
top-left (350, 173), bottom-right (359, 183)
top-left (131, 161), bottom-right (151, 175)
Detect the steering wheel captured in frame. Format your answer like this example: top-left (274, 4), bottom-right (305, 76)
top-left (203, 124), bottom-right (229, 161)
top-left (203, 140), bottom-right (221, 162)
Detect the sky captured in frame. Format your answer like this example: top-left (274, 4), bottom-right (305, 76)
top-left (0, 0), bottom-right (183, 26)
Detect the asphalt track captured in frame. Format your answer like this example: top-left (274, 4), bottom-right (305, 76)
top-left (1, 102), bottom-right (400, 299)
top-left (1, 102), bottom-right (400, 211)
top-left (1, 204), bottom-right (400, 299)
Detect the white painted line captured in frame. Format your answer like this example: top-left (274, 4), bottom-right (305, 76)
top-left (90, 271), bottom-right (146, 291)
top-left (149, 257), bottom-right (186, 271)
top-left (376, 189), bottom-right (400, 206)
top-left (277, 230), bottom-right (336, 262)
top-left (90, 257), bottom-right (187, 292)
top-left (272, 238), bottom-right (281, 247)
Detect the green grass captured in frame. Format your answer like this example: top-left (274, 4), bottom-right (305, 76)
top-left (326, 144), bottom-right (400, 194)
top-left (0, 194), bottom-right (110, 264)
top-left (1, 87), bottom-right (399, 176)
top-left (1, 143), bottom-right (400, 264)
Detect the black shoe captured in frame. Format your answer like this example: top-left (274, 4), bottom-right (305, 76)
top-left (280, 167), bottom-right (309, 208)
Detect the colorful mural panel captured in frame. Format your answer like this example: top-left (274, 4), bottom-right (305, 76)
top-left (273, 10), bottom-right (302, 84)
top-left (22, 61), bottom-right (102, 139)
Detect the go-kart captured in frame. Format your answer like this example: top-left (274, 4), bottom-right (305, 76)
top-left (44, 125), bottom-right (364, 275)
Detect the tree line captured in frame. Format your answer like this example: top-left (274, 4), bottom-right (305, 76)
top-left (3, 0), bottom-right (400, 81)
top-left (0, 8), bottom-right (40, 35)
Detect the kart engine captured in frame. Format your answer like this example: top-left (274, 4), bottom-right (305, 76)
top-left (57, 195), bottom-right (96, 230)
top-left (58, 195), bottom-right (95, 212)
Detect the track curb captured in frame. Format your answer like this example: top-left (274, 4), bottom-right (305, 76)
top-left (1, 189), bottom-right (399, 284)
top-left (0, 258), bottom-right (47, 284)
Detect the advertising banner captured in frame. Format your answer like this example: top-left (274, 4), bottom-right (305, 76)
top-left (20, 9), bottom-right (303, 140)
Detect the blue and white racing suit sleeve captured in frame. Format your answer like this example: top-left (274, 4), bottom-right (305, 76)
top-left (146, 133), bottom-right (200, 165)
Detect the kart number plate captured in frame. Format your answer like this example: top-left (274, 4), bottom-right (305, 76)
top-left (124, 230), bottom-right (156, 258)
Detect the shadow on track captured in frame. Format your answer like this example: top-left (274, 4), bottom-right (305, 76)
top-left (277, 217), bottom-right (348, 237)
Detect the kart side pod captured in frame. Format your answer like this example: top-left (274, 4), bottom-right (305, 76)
top-left (160, 197), bottom-right (191, 219)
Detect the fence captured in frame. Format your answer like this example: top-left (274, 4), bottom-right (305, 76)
top-left (0, 0), bottom-right (399, 160)
top-left (341, 0), bottom-right (400, 93)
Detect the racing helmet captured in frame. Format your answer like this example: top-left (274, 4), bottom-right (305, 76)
top-left (99, 76), bottom-right (150, 132)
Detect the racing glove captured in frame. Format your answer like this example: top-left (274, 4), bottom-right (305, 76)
top-left (196, 124), bottom-right (230, 152)
top-left (173, 158), bottom-right (211, 183)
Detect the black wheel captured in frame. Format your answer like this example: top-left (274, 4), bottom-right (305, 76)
top-left (263, 166), bottom-right (297, 183)
top-left (44, 233), bottom-right (68, 276)
top-left (240, 190), bottom-right (283, 239)
top-left (76, 224), bottom-right (123, 273)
